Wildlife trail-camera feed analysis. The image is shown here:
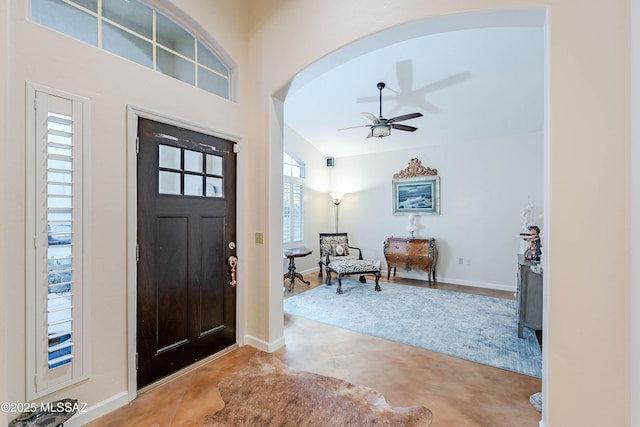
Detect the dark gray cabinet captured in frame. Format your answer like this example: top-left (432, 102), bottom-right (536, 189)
top-left (516, 254), bottom-right (543, 338)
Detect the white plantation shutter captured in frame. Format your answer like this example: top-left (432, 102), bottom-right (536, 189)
top-left (27, 86), bottom-right (88, 398)
top-left (283, 153), bottom-right (304, 244)
top-left (291, 183), bottom-right (303, 241)
top-left (283, 182), bottom-right (292, 242)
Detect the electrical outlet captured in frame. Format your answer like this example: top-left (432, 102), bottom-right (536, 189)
top-left (458, 258), bottom-right (463, 265)
top-left (255, 232), bottom-right (264, 244)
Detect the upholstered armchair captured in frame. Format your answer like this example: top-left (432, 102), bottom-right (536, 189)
top-left (318, 232), bottom-right (363, 277)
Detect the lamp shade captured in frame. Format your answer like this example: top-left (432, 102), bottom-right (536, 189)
top-left (329, 192), bottom-right (344, 201)
top-left (371, 125), bottom-right (391, 137)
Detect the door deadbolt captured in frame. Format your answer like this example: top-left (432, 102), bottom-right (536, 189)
top-left (228, 242), bottom-right (236, 250)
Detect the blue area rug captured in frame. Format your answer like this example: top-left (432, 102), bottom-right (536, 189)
top-left (284, 279), bottom-right (542, 378)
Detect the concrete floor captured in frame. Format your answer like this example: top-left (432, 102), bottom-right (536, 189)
top-left (87, 273), bottom-right (542, 427)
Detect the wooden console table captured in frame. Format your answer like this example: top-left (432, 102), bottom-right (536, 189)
top-left (383, 237), bottom-right (438, 286)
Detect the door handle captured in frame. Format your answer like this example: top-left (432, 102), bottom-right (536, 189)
top-left (228, 256), bottom-right (238, 287)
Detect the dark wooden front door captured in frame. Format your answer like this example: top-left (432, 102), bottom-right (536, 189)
top-left (136, 117), bottom-right (236, 388)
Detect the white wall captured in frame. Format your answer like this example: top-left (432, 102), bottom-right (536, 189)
top-left (328, 131), bottom-right (543, 290)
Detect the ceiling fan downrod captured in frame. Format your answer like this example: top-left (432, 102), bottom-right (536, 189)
top-left (377, 82), bottom-right (385, 118)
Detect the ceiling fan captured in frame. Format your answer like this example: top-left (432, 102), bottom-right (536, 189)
top-left (340, 82), bottom-right (423, 138)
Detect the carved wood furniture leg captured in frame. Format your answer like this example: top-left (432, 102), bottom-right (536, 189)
top-left (374, 271), bottom-right (381, 292)
top-left (318, 261), bottom-right (323, 277)
top-left (286, 257), bottom-right (296, 291)
top-left (336, 274), bottom-right (344, 294)
top-left (295, 272), bottom-right (310, 286)
top-left (325, 270), bottom-right (333, 285)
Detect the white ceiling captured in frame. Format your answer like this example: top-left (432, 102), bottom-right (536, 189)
top-left (284, 13), bottom-right (545, 158)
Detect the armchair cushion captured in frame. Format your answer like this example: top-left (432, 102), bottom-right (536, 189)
top-left (331, 243), bottom-right (349, 256)
top-left (327, 259), bottom-right (380, 275)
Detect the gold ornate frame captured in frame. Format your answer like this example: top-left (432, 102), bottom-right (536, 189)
top-left (392, 158), bottom-right (440, 215)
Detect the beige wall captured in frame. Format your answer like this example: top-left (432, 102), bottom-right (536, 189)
top-left (1, 0), bottom-right (632, 426)
top-left (1, 0), bottom-right (8, 425)
top-left (2, 0), bottom-right (250, 419)
top-left (248, 1), bottom-right (630, 426)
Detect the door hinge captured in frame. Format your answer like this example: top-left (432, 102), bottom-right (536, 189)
top-left (136, 137), bottom-right (140, 154)
top-left (136, 244), bottom-right (140, 262)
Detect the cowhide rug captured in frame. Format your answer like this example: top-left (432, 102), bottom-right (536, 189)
top-left (202, 352), bottom-right (432, 426)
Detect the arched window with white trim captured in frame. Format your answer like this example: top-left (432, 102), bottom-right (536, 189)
top-left (31, 0), bottom-right (232, 100)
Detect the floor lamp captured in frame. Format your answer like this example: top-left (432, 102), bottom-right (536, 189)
top-left (329, 192), bottom-right (344, 233)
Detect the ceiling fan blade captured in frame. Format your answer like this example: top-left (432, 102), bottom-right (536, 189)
top-left (360, 112), bottom-right (378, 122)
top-left (337, 124), bottom-right (371, 131)
top-left (389, 112), bottom-right (423, 123)
top-left (391, 123), bottom-right (418, 132)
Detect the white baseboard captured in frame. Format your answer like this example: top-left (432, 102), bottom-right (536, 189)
top-left (63, 390), bottom-right (129, 427)
top-left (295, 266), bottom-right (320, 276)
top-left (539, 420), bottom-right (544, 427)
top-left (244, 334), bottom-right (285, 353)
top-left (295, 266), bottom-right (516, 293)
top-left (389, 271), bottom-right (516, 292)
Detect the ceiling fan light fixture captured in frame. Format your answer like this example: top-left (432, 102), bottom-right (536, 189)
top-left (339, 82), bottom-right (421, 139)
top-left (371, 124), bottom-right (391, 138)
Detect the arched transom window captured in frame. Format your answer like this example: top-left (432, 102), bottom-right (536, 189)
top-left (31, 0), bottom-right (232, 100)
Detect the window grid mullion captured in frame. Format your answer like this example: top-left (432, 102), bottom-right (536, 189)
top-left (33, 0), bottom-right (231, 96)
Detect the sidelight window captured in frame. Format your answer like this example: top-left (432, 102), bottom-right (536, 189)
top-left (27, 84), bottom-right (89, 399)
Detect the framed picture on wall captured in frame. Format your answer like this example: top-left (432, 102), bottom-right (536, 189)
top-left (392, 176), bottom-right (440, 215)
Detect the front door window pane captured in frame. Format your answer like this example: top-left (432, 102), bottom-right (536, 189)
top-left (206, 154), bottom-right (223, 176)
top-left (206, 177), bottom-right (223, 198)
top-left (158, 171), bottom-right (180, 195)
top-left (184, 150), bottom-right (202, 173)
top-left (184, 175), bottom-right (202, 196)
top-left (159, 145), bottom-right (180, 169)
